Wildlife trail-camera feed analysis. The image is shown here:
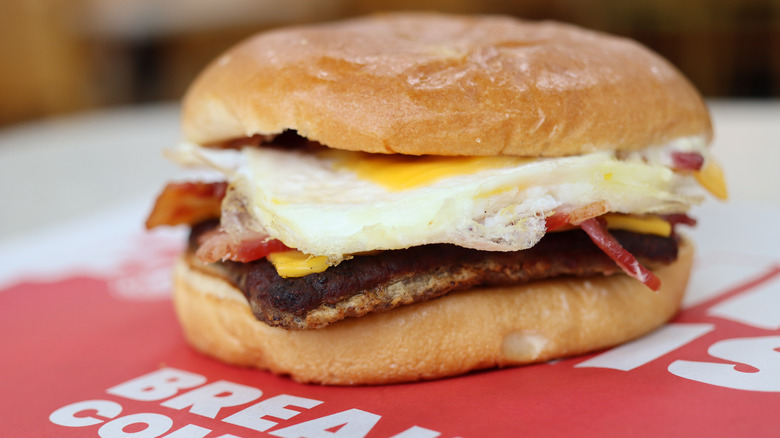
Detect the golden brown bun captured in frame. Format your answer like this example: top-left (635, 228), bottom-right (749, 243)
top-left (182, 12), bottom-right (711, 156)
top-left (172, 239), bottom-right (693, 385)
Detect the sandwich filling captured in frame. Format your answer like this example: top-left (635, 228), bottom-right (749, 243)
top-left (147, 132), bottom-right (725, 324)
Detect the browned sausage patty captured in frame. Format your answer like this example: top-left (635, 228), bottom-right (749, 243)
top-left (188, 221), bottom-right (678, 329)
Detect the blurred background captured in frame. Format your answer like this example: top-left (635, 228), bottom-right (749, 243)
top-left (1, 0), bottom-right (779, 127)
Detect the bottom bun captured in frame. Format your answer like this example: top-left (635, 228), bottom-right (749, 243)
top-left (172, 239), bottom-right (693, 385)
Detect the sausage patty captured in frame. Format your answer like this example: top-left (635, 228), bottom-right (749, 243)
top-left (188, 221), bottom-right (678, 329)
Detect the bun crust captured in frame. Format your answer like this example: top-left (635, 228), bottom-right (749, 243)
top-left (182, 13), bottom-right (711, 156)
top-left (172, 239), bottom-right (693, 385)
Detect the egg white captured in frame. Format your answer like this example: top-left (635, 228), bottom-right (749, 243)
top-left (174, 137), bottom-right (708, 262)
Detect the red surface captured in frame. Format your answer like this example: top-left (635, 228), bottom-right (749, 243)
top-left (2, 254), bottom-right (779, 437)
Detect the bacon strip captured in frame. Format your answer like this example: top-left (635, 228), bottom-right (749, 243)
top-left (545, 212), bottom-right (570, 231)
top-left (662, 213), bottom-right (697, 228)
top-left (196, 227), bottom-right (290, 263)
top-left (145, 181), bottom-right (227, 229)
top-left (671, 152), bottom-right (704, 171)
top-left (545, 201), bottom-right (609, 232)
top-left (147, 180), bottom-right (292, 263)
top-left (579, 217), bottom-right (661, 291)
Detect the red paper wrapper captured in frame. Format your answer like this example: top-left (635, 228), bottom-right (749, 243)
top-left (1, 202), bottom-right (778, 437)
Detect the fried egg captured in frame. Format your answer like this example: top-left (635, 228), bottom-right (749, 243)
top-left (173, 136), bottom-right (714, 262)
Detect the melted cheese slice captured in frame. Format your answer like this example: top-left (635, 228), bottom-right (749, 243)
top-left (602, 214), bottom-right (672, 237)
top-left (326, 151), bottom-right (534, 191)
top-left (267, 251), bottom-right (330, 278)
top-left (695, 159), bottom-right (728, 200)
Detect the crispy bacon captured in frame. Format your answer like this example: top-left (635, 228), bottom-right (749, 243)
top-left (145, 181), bottom-right (227, 229)
top-left (545, 212), bottom-right (570, 231)
top-left (671, 152), bottom-right (704, 171)
top-left (579, 217), bottom-right (661, 291)
top-left (146, 180), bottom-right (291, 263)
top-left (565, 201), bottom-right (609, 225)
top-left (662, 213), bottom-right (697, 228)
top-left (544, 201), bottom-right (608, 232)
top-left (196, 227), bottom-right (290, 263)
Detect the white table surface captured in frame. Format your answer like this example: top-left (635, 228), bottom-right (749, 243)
top-left (0, 100), bottom-right (778, 245)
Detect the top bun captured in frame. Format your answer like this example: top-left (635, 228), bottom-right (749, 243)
top-left (182, 12), bottom-right (711, 157)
